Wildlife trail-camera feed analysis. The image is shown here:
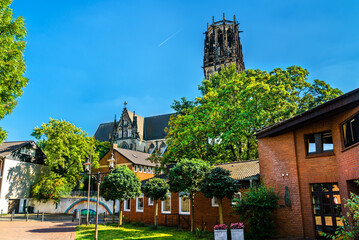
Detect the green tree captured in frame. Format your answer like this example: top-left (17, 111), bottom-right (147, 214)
top-left (170, 97), bottom-right (195, 114)
top-left (0, 0), bottom-right (28, 143)
top-left (142, 178), bottom-right (169, 227)
top-left (31, 172), bottom-right (70, 203)
top-left (168, 159), bottom-right (210, 232)
top-left (164, 66), bottom-right (342, 164)
top-left (31, 119), bottom-right (99, 188)
top-left (233, 184), bottom-right (279, 240)
top-left (95, 140), bottom-right (111, 159)
top-left (100, 166), bottom-right (141, 226)
top-left (201, 167), bottom-right (239, 224)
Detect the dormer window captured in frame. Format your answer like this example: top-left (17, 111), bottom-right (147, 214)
top-left (305, 131), bottom-right (333, 156)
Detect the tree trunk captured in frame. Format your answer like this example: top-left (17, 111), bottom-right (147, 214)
top-left (154, 199), bottom-right (158, 226)
top-left (190, 194), bottom-right (195, 232)
top-left (112, 200), bottom-right (116, 223)
top-left (218, 198), bottom-right (224, 224)
top-left (118, 200), bottom-right (123, 226)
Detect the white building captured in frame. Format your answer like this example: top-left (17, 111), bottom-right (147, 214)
top-left (0, 141), bottom-right (48, 214)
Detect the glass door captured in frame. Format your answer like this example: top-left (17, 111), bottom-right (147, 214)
top-left (311, 183), bottom-right (343, 239)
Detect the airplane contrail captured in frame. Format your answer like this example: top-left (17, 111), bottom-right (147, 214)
top-left (158, 30), bottom-right (181, 47)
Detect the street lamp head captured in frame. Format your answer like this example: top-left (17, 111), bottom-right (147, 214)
top-left (83, 157), bottom-right (92, 173)
top-left (107, 152), bottom-right (116, 170)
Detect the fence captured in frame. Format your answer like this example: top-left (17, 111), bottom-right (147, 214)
top-left (63, 191), bottom-right (98, 197)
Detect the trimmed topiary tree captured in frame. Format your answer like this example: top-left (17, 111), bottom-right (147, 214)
top-left (100, 165), bottom-right (141, 226)
top-left (142, 178), bottom-right (169, 227)
top-left (201, 167), bottom-right (239, 224)
top-left (233, 183), bottom-right (279, 240)
top-left (168, 158), bottom-right (210, 232)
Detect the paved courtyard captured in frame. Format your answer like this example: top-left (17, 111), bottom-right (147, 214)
top-left (0, 221), bottom-right (76, 240)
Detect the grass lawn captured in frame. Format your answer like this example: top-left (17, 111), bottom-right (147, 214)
top-left (76, 223), bottom-right (214, 240)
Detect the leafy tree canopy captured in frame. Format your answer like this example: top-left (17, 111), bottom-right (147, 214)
top-left (168, 158), bottom-right (210, 196)
top-left (142, 178), bottom-right (169, 201)
top-left (170, 97), bottom-right (196, 114)
top-left (0, 0), bottom-right (28, 143)
top-left (95, 140), bottom-right (111, 159)
top-left (100, 165), bottom-right (141, 201)
top-left (201, 167), bottom-right (239, 200)
top-left (32, 118), bottom-right (99, 187)
top-left (165, 66), bottom-right (342, 163)
top-left (31, 172), bottom-right (70, 203)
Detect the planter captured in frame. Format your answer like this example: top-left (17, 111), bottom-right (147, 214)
top-left (231, 229), bottom-right (244, 240)
top-left (214, 229), bottom-right (227, 240)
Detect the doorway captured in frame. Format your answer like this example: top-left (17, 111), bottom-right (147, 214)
top-left (311, 183), bottom-right (343, 239)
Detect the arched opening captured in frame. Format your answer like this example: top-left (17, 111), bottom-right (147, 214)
top-left (120, 141), bottom-right (129, 149)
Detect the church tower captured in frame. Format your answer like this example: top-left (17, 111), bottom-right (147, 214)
top-left (203, 14), bottom-right (245, 79)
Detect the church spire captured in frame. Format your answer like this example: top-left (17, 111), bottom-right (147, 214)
top-left (203, 14), bottom-right (245, 79)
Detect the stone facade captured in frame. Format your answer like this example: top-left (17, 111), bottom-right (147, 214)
top-left (203, 14), bottom-right (245, 79)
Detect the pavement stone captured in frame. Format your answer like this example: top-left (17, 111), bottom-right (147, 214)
top-left (0, 221), bottom-right (76, 240)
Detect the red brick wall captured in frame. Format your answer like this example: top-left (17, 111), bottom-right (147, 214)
top-left (258, 105), bottom-right (359, 239)
top-left (258, 131), bottom-right (305, 238)
top-left (123, 191), bottom-right (246, 231)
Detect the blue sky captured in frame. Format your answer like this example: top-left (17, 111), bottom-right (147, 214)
top-left (3, 0), bottom-right (359, 141)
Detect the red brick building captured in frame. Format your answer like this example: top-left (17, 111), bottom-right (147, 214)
top-left (97, 148), bottom-right (259, 231)
top-left (256, 88), bottom-right (359, 239)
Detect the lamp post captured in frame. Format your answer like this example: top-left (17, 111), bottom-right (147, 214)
top-left (83, 152), bottom-right (116, 240)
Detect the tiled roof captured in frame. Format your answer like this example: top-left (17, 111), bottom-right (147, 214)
top-left (94, 122), bottom-right (114, 142)
top-left (0, 141), bottom-right (34, 157)
top-left (216, 160), bottom-right (260, 181)
top-left (144, 113), bottom-right (174, 140)
top-left (114, 148), bottom-right (157, 167)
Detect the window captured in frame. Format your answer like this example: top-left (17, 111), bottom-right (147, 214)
top-left (211, 197), bottom-right (219, 207)
top-left (148, 198), bottom-right (153, 206)
top-left (161, 194), bottom-right (171, 214)
top-left (342, 113), bottom-right (359, 148)
top-left (144, 166), bottom-right (147, 173)
top-left (148, 167), bottom-right (152, 174)
top-left (232, 192), bottom-right (242, 206)
top-left (305, 131), bottom-right (334, 155)
top-left (139, 165), bottom-right (142, 173)
top-left (136, 194), bottom-right (144, 212)
top-left (124, 199), bottom-right (131, 212)
top-left (179, 193), bottom-right (190, 215)
top-left (134, 165), bottom-right (138, 172)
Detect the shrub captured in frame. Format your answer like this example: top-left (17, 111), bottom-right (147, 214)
top-left (233, 184), bottom-right (278, 240)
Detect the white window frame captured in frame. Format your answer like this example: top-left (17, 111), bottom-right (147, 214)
top-left (148, 167), bottom-right (152, 174)
top-left (139, 165), bottom-right (142, 173)
top-left (179, 193), bottom-right (190, 215)
top-left (124, 199), bottom-right (131, 212)
top-left (211, 197), bottom-right (219, 207)
top-left (161, 194), bottom-right (171, 214)
top-left (232, 192), bottom-right (242, 206)
top-left (136, 194), bottom-right (144, 212)
top-left (134, 165), bottom-right (138, 172)
top-left (148, 197), bottom-right (153, 206)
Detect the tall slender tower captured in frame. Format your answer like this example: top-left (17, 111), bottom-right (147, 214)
top-left (203, 14), bottom-right (245, 79)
